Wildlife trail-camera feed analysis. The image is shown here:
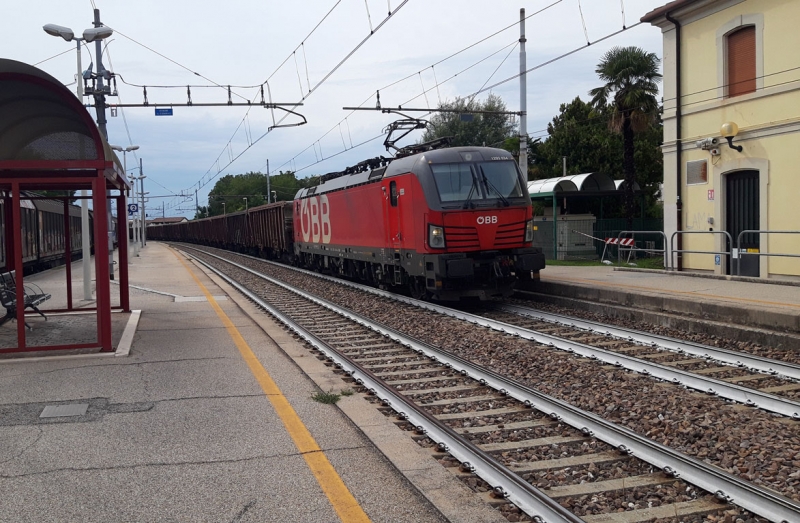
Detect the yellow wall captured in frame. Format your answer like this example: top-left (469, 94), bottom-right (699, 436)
top-left (672, 0), bottom-right (800, 278)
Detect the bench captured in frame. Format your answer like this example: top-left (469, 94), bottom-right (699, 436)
top-left (0, 270), bottom-right (51, 330)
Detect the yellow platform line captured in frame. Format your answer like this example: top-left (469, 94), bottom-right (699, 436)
top-left (545, 274), bottom-right (800, 310)
top-left (173, 250), bottom-right (371, 523)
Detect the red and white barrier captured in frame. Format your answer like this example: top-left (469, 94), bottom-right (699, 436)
top-left (604, 237), bottom-right (635, 246)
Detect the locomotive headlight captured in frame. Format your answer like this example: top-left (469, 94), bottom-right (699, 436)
top-left (525, 220), bottom-right (534, 243)
top-left (429, 225), bottom-right (446, 249)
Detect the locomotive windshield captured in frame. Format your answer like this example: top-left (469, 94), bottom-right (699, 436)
top-left (431, 161), bottom-right (524, 205)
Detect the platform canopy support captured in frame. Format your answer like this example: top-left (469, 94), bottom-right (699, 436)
top-left (0, 58), bottom-right (131, 354)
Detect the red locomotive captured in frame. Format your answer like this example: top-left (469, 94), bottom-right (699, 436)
top-left (149, 145), bottom-right (544, 300)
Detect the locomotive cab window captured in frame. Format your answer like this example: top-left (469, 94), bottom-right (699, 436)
top-left (478, 161), bottom-right (524, 199)
top-left (390, 181), bottom-right (398, 207)
top-left (431, 163), bottom-right (476, 202)
top-left (431, 161), bottom-right (524, 204)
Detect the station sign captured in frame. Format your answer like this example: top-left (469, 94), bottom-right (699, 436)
top-left (155, 108), bottom-right (173, 116)
top-left (128, 203), bottom-right (139, 214)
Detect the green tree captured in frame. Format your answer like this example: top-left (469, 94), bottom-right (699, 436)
top-left (421, 93), bottom-right (517, 149)
top-left (201, 170), bottom-right (308, 218)
top-left (589, 46), bottom-right (661, 227)
top-left (532, 97), bottom-right (663, 218)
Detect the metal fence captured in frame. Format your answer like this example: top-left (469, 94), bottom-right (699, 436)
top-left (735, 230), bottom-right (800, 276)
top-left (670, 230), bottom-right (733, 271)
top-left (617, 230), bottom-right (668, 265)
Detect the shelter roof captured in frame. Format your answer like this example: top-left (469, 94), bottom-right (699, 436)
top-left (528, 172), bottom-right (619, 195)
top-left (0, 58), bottom-right (128, 191)
top-left (614, 179), bottom-right (641, 191)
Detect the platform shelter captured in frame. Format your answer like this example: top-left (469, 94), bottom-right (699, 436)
top-left (0, 58), bottom-right (130, 353)
top-left (528, 173), bottom-right (644, 259)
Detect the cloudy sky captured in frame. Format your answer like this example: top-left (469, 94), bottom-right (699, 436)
top-left (4, 0), bottom-right (667, 217)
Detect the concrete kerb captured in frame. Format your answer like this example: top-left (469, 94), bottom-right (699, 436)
top-left (187, 257), bottom-right (508, 523)
top-left (614, 266), bottom-right (800, 286)
top-left (0, 310), bottom-right (141, 364)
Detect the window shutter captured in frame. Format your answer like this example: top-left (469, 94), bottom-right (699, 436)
top-left (727, 26), bottom-right (756, 97)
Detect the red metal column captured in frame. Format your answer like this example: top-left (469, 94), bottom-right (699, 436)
top-left (93, 176), bottom-right (113, 351)
top-left (3, 194), bottom-right (12, 271)
top-left (63, 198), bottom-right (73, 310)
top-left (117, 194), bottom-right (130, 312)
top-left (11, 183), bottom-right (25, 349)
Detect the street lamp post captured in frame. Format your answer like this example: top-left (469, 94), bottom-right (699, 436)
top-left (243, 197), bottom-right (248, 212)
top-left (42, 16), bottom-right (114, 278)
top-left (111, 145), bottom-right (139, 264)
top-left (222, 202), bottom-right (226, 215)
top-left (128, 175), bottom-right (140, 256)
top-left (44, 20), bottom-right (113, 296)
top-left (140, 185), bottom-right (148, 247)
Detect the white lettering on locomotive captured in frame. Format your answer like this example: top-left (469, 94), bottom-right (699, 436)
top-left (476, 215), bottom-right (498, 225)
top-left (320, 195), bottom-right (331, 243)
top-left (300, 195), bottom-right (331, 244)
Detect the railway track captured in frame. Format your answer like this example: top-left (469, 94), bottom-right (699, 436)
top-left (484, 303), bottom-right (800, 399)
top-left (177, 244), bottom-right (800, 522)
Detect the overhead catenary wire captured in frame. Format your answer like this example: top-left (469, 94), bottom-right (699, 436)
top-left (167, 0), bottom-right (411, 213)
top-left (474, 22), bottom-right (643, 98)
top-left (270, 1), bottom-right (566, 178)
top-left (470, 41), bottom-right (519, 102)
top-left (620, 0), bottom-right (627, 28)
top-left (274, 39), bottom-right (523, 177)
top-left (167, 1), bottom-right (659, 215)
top-left (110, 0), bottom-right (346, 212)
top-left (577, 0), bottom-right (591, 44)
top-left (364, 0), bottom-right (374, 33)
top-left (107, 27), bottom-right (252, 103)
top-left (525, 63), bottom-right (800, 139)
top-left (275, 10), bottom-right (654, 182)
top-left (34, 47), bottom-right (74, 66)
top-left (302, 43), bottom-right (312, 93)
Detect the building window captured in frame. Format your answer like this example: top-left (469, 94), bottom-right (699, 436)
top-left (727, 26), bottom-right (756, 97)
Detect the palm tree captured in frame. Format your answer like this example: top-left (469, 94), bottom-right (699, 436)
top-left (589, 46), bottom-right (661, 229)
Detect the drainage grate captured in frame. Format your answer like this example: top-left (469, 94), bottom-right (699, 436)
top-left (40, 403), bottom-right (89, 418)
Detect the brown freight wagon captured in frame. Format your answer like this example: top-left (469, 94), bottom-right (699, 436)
top-left (148, 201), bottom-right (294, 263)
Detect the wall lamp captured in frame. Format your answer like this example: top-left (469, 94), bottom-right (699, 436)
top-left (720, 121), bottom-right (743, 152)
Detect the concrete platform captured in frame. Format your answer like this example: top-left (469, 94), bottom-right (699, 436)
top-left (521, 265), bottom-right (800, 348)
top-left (0, 243), bottom-right (504, 523)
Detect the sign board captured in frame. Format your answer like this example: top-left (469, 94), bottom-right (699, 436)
top-left (715, 254), bottom-right (720, 265)
top-left (707, 189), bottom-right (715, 201)
top-left (128, 203), bottom-right (139, 213)
top-left (155, 108), bottom-right (173, 116)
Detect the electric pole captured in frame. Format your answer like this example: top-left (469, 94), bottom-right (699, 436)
top-left (518, 8), bottom-right (528, 178)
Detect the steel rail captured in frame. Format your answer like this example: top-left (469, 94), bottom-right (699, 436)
top-left (206, 248), bottom-right (800, 420)
top-left (496, 302), bottom-right (800, 381)
top-left (183, 246), bottom-right (800, 523)
top-left (182, 249), bottom-right (581, 523)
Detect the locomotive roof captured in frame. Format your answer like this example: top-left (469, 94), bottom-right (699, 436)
top-left (294, 146), bottom-right (515, 199)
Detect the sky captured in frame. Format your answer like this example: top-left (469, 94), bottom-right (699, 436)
top-left (4, 0), bottom-right (668, 217)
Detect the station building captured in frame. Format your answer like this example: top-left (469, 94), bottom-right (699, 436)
top-left (643, 0), bottom-right (800, 279)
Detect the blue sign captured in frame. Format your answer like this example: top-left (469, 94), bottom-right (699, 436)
top-left (715, 254), bottom-right (721, 266)
top-left (128, 203), bottom-right (139, 213)
top-left (155, 108), bottom-right (173, 116)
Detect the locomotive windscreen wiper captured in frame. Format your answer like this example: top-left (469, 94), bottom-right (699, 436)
top-left (462, 166), bottom-right (479, 209)
top-left (478, 166), bottom-right (510, 207)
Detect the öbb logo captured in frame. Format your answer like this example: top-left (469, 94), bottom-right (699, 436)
top-left (476, 216), bottom-right (498, 225)
top-left (300, 195), bottom-right (332, 244)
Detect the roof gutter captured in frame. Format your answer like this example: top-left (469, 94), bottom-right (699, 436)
top-left (665, 11), bottom-right (683, 271)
